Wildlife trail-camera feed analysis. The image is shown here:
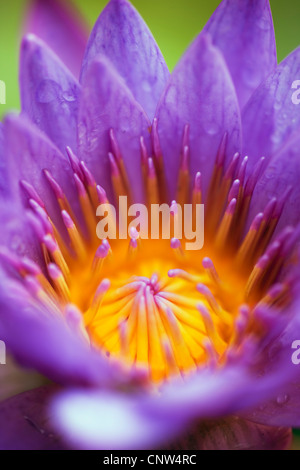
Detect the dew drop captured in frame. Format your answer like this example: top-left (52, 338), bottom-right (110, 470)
top-left (203, 121), bottom-right (220, 136)
top-left (257, 16), bottom-right (271, 31)
top-left (36, 79), bottom-right (60, 104)
top-left (276, 394), bottom-right (289, 406)
top-left (63, 91), bottom-right (76, 102)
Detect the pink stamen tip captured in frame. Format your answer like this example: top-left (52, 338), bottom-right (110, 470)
top-left (80, 161), bottom-right (96, 187)
top-left (194, 172), bottom-right (202, 191)
top-left (102, 239), bottom-right (110, 250)
top-left (237, 156), bottom-right (248, 185)
top-left (108, 152), bottom-right (120, 177)
top-left (129, 227), bottom-right (139, 240)
top-left (256, 254), bottom-right (270, 270)
top-left (20, 180), bottom-right (45, 208)
top-left (147, 157), bottom-right (156, 178)
top-left (30, 201), bottom-right (53, 235)
top-left (266, 241), bottom-right (281, 259)
top-left (171, 238), bottom-right (181, 249)
top-left (20, 258), bottom-right (41, 276)
top-left (109, 128), bottom-right (122, 162)
top-left (168, 269), bottom-right (179, 278)
top-left (62, 210), bottom-right (74, 229)
top-left (197, 283), bottom-right (209, 295)
top-left (251, 212), bottom-right (264, 231)
top-left (27, 212), bottom-right (46, 241)
top-left (130, 238), bottom-right (138, 249)
top-left (150, 273), bottom-right (158, 285)
top-left (268, 283), bottom-right (284, 299)
top-left (151, 117), bottom-right (162, 158)
top-left (43, 170), bottom-right (64, 199)
top-left (140, 136), bottom-right (149, 164)
top-left (225, 152), bottom-right (240, 180)
top-left (65, 304), bottom-right (82, 328)
top-left (24, 275), bottom-right (41, 296)
top-left (0, 247), bottom-right (21, 270)
top-left (197, 302), bottom-right (210, 317)
top-left (245, 157), bottom-right (265, 196)
top-left (96, 279), bottom-right (110, 296)
top-left (74, 173), bottom-right (86, 197)
top-left (226, 198), bottom-right (237, 215)
top-left (48, 263), bottom-right (62, 280)
top-left (43, 234), bottom-right (58, 253)
top-left (66, 147), bottom-right (83, 178)
top-left (182, 123), bottom-right (190, 149)
top-left (277, 226), bottom-right (294, 245)
top-left (228, 179), bottom-right (240, 202)
top-left (215, 132), bottom-right (228, 167)
top-left (96, 185), bottom-right (108, 204)
top-left (263, 197), bottom-right (277, 221)
top-left (202, 257), bottom-right (214, 270)
top-left (181, 146), bottom-right (189, 170)
top-left (95, 244), bottom-right (109, 259)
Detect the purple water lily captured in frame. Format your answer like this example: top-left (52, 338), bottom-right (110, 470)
top-left (0, 0), bottom-right (300, 450)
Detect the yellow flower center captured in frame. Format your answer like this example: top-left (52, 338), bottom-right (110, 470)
top-left (6, 129), bottom-right (294, 385)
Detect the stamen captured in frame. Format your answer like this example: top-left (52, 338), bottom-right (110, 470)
top-left (20, 180), bottom-right (45, 208)
top-left (108, 152), bottom-right (127, 201)
top-left (74, 173), bottom-right (96, 237)
top-left (147, 157), bottom-right (159, 205)
top-left (66, 147), bottom-right (84, 180)
top-left (215, 198), bottom-right (237, 249)
top-left (192, 172), bottom-right (202, 206)
top-left (202, 257), bottom-right (221, 286)
top-left (61, 210), bottom-right (86, 259)
top-left (170, 238), bottom-right (184, 259)
top-left (80, 161), bottom-right (99, 210)
top-left (47, 263), bottom-right (70, 303)
top-left (109, 129), bottom-right (130, 196)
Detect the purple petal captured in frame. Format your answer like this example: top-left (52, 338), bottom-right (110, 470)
top-left (20, 34), bottom-right (81, 153)
top-left (51, 388), bottom-right (184, 450)
top-left (78, 56), bottom-right (151, 203)
top-left (3, 113), bottom-right (81, 232)
top-left (0, 202), bottom-right (42, 264)
top-left (80, 0), bottom-right (170, 120)
top-left (166, 416), bottom-right (291, 450)
top-left (240, 385), bottom-right (300, 429)
top-left (24, 0), bottom-right (89, 79)
top-left (240, 297), bottom-right (300, 428)
top-left (0, 123), bottom-right (8, 197)
top-left (242, 47), bottom-right (300, 169)
top-left (246, 132), bottom-right (300, 232)
top-left (0, 387), bottom-right (66, 450)
top-left (0, 276), bottom-right (121, 388)
top-left (204, 0), bottom-right (277, 109)
top-left (156, 33), bottom-right (241, 200)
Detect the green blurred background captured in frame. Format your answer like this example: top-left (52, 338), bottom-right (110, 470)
top-left (0, 0), bottom-right (300, 118)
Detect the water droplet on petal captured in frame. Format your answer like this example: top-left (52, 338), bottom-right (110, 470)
top-left (203, 121), bottom-right (220, 136)
top-left (257, 16), bottom-right (271, 31)
top-left (63, 91), bottom-right (76, 103)
top-left (36, 79), bottom-right (60, 104)
top-left (276, 394), bottom-right (289, 406)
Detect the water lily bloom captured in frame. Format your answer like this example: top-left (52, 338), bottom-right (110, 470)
top-left (1, 0), bottom-right (300, 450)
